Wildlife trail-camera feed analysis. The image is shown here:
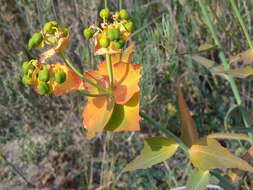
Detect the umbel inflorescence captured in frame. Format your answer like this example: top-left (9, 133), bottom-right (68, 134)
top-left (21, 8), bottom-right (141, 139)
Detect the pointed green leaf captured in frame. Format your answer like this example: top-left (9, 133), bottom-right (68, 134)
top-left (189, 137), bottom-right (253, 172)
top-left (123, 137), bottom-right (178, 172)
top-left (178, 88), bottom-right (198, 147)
top-left (186, 170), bottom-right (210, 190)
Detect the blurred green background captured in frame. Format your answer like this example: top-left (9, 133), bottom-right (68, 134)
top-left (1, 0), bottom-right (253, 189)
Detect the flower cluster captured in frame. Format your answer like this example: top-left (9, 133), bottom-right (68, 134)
top-left (83, 8), bottom-right (134, 55)
top-left (22, 9), bottom-right (141, 139)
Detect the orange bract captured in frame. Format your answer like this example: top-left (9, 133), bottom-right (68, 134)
top-left (82, 45), bottom-right (142, 138)
top-left (51, 63), bottom-right (84, 96)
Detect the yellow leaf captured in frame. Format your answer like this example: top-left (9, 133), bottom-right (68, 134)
top-left (216, 67), bottom-right (253, 78)
top-left (123, 137), bottom-right (178, 172)
top-left (230, 49), bottom-right (253, 64)
top-left (189, 137), bottom-right (253, 172)
top-left (208, 133), bottom-right (251, 142)
top-left (178, 88), bottom-right (198, 147)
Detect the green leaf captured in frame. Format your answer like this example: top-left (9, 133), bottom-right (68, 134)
top-left (189, 137), bottom-right (253, 172)
top-left (178, 88), bottom-right (198, 147)
top-left (186, 170), bottom-right (210, 190)
top-left (123, 137), bottom-right (178, 172)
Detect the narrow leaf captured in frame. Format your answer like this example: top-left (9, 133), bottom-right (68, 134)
top-left (186, 170), bottom-right (210, 190)
top-left (123, 137), bottom-right (178, 172)
top-left (192, 56), bottom-right (224, 73)
top-left (229, 146), bottom-right (253, 182)
top-left (216, 67), bottom-right (253, 78)
top-left (178, 88), bottom-right (198, 147)
top-left (198, 44), bottom-right (216, 52)
top-left (208, 133), bottom-right (251, 142)
top-left (189, 137), bottom-right (253, 172)
top-left (230, 49), bottom-right (253, 64)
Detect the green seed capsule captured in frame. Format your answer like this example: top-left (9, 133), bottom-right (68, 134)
top-left (28, 32), bottom-right (43, 49)
top-left (22, 61), bottom-right (35, 74)
top-left (37, 82), bottom-right (50, 95)
top-left (43, 21), bottom-right (58, 34)
top-left (114, 11), bottom-right (120, 18)
top-left (83, 28), bottom-right (94, 39)
top-left (54, 71), bottom-right (66, 84)
top-left (62, 28), bottom-right (69, 37)
top-left (119, 9), bottom-right (129, 20)
top-left (99, 37), bottom-right (110, 48)
top-left (115, 39), bottom-right (125, 49)
top-left (124, 21), bottom-right (134, 33)
top-left (99, 8), bottom-right (110, 19)
top-left (22, 75), bottom-right (32, 85)
top-left (38, 69), bottom-right (50, 82)
top-left (107, 28), bottom-right (120, 41)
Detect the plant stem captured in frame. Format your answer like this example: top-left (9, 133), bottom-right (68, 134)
top-left (198, 0), bottom-right (253, 144)
top-left (106, 53), bottom-right (114, 89)
top-left (229, 0), bottom-right (253, 49)
top-left (119, 0), bottom-right (123, 10)
top-left (140, 111), bottom-right (189, 154)
top-left (60, 52), bottom-right (107, 92)
top-left (104, 0), bottom-right (107, 9)
top-left (81, 90), bottom-right (109, 97)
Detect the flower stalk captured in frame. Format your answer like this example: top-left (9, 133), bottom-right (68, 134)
top-left (60, 52), bottom-right (108, 92)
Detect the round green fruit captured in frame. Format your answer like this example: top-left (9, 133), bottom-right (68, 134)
top-left (37, 82), bottom-right (50, 94)
top-left (119, 9), bottom-right (129, 20)
top-left (28, 32), bottom-right (43, 49)
top-left (124, 21), bottom-right (134, 32)
top-left (22, 75), bottom-right (32, 85)
top-left (22, 61), bottom-right (35, 74)
top-left (99, 37), bottom-right (110, 48)
top-left (107, 28), bottom-right (120, 40)
top-left (115, 39), bottom-right (125, 49)
top-left (83, 28), bottom-right (94, 39)
top-left (54, 71), bottom-right (66, 84)
top-left (38, 69), bottom-right (50, 82)
top-left (43, 21), bottom-right (58, 34)
top-left (99, 8), bottom-right (110, 19)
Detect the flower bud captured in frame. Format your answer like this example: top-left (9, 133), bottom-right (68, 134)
top-left (54, 71), bottom-right (66, 84)
top-left (38, 69), bottom-right (50, 82)
top-left (22, 75), bottom-right (32, 85)
top-left (83, 28), bottom-right (94, 39)
top-left (99, 8), bottom-right (110, 19)
top-left (99, 37), bottom-right (110, 48)
top-left (22, 61), bottom-right (35, 74)
top-left (107, 28), bottom-right (120, 41)
top-left (43, 21), bottom-right (58, 34)
top-left (119, 9), bottom-right (129, 20)
top-left (37, 82), bottom-right (50, 94)
top-left (115, 39), bottom-right (125, 49)
top-left (124, 21), bottom-right (134, 33)
top-left (28, 32), bottom-right (43, 49)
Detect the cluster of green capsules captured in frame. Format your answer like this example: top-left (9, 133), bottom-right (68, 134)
top-left (83, 8), bottom-right (134, 49)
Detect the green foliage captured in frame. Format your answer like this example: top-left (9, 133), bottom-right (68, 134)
top-left (186, 170), bottom-right (210, 190)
